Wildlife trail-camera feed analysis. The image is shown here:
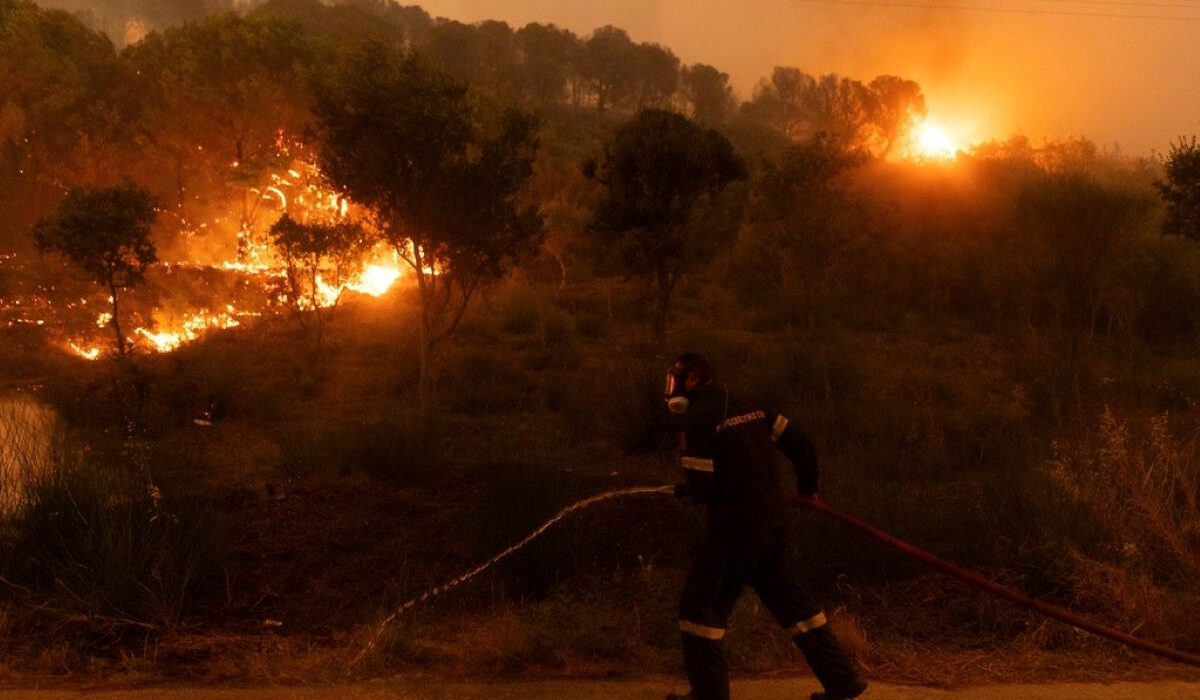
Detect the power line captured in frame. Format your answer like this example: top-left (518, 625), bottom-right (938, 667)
top-left (1038, 0), bottom-right (1200, 9)
top-left (784, 0), bottom-right (1200, 21)
top-left (1032, 0), bottom-right (1200, 10)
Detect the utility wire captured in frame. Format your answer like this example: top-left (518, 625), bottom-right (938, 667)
top-left (785, 0), bottom-right (1200, 21)
top-left (1035, 0), bottom-right (1200, 10)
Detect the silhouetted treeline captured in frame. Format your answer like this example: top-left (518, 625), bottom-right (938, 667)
top-left (0, 0), bottom-right (930, 237)
top-left (3, 0), bottom-right (1199, 354)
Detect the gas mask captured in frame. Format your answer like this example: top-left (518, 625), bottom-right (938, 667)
top-left (664, 365), bottom-right (691, 414)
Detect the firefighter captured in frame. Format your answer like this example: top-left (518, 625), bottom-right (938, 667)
top-left (663, 352), bottom-right (867, 700)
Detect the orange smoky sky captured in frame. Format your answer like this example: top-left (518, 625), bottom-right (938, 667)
top-left (419, 0), bottom-right (1200, 156)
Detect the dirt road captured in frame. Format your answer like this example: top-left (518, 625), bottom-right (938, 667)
top-left (5, 677), bottom-right (1200, 699)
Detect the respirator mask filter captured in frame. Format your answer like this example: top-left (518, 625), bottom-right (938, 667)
top-left (664, 366), bottom-right (691, 414)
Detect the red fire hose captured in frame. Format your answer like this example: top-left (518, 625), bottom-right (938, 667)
top-left (788, 495), bottom-right (1200, 668)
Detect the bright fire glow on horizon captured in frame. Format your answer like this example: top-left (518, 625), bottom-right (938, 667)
top-left (917, 123), bottom-right (957, 160)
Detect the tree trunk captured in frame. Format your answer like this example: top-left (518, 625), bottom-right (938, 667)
top-left (654, 261), bottom-right (675, 346)
top-left (414, 256), bottom-right (433, 416)
top-left (109, 282), bottom-right (126, 357)
top-left (553, 250), bottom-right (568, 300)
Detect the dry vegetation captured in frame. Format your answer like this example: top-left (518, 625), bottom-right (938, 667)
top-left (3, 257), bottom-right (1200, 688)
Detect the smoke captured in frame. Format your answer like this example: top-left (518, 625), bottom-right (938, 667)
top-left (37, 0), bottom-right (262, 46)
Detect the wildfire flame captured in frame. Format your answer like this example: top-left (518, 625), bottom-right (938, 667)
top-left (134, 308), bottom-right (247, 353)
top-left (903, 117), bottom-right (974, 162)
top-left (9, 156), bottom-right (412, 362)
top-left (347, 262), bottom-right (404, 297)
top-left (68, 341), bottom-right (101, 361)
top-left (917, 124), bottom-right (957, 160)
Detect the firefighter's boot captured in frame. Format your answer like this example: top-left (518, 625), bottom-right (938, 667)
top-left (793, 625), bottom-right (867, 699)
top-left (680, 632), bottom-right (730, 700)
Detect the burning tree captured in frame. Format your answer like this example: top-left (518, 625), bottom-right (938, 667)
top-left (32, 182), bottom-right (158, 357)
top-left (268, 213), bottom-right (370, 343)
top-left (312, 43), bottom-right (540, 409)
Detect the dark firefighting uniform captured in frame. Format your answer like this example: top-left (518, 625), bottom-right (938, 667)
top-left (673, 382), bottom-right (864, 700)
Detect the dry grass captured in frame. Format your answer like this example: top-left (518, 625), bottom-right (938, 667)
top-left (1049, 409), bottom-right (1200, 644)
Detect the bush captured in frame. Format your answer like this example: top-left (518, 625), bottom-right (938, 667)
top-left (596, 360), bottom-right (672, 454)
top-left (540, 306), bottom-right (576, 348)
top-left (350, 410), bottom-right (443, 483)
top-left (274, 420), bottom-right (345, 479)
top-left (469, 460), bottom-right (571, 598)
top-left (0, 440), bottom-right (220, 640)
top-left (445, 349), bottom-right (537, 415)
top-left (1048, 409), bottom-right (1200, 646)
top-left (498, 286), bottom-right (545, 335)
top-left (574, 311), bottom-right (609, 340)
top-left (544, 373), bottom-right (594, 445)
top-left (0, 393), bottom-right (59, 516)
top-left (1051, 409), bottom-right (1200, 582)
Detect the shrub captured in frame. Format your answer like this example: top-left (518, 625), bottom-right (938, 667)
top-left (445, 349), bottom-right (536, 415)
top-left (539, 306), bottom-right (576, 348)
top-left (544, 373), bottom-right (594, 445)
top-left (498, 286), bottom-right (545, 335)
top-left (1051, 409), bottom-right (1200, 582)
top-left (0, 440), bottom-right (220, 640)
top-left (274, 420), bottom-right (345, 479)
top-left (574, 311), bottom-right (610, 340)
top-left (1048, 409), bottom-right (1200, 645)
top-left (469, 460), bottom-right (571, 598)
top-left (349, 411), bottom-right (443, 483)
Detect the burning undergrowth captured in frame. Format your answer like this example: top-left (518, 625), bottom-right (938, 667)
top-left (0, 229), bottom-right (408, 361)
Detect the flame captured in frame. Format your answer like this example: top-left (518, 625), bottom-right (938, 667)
top-left (901, 115), bottom-right (982, 162)
top-left (134, 309), bottom-right (246, 353)
top-left (304, 253), bottom-right (406, 310)
top-left (264, 186), bottom-right (287, 209)
top-left (347, 262), bottom-right (403, 297)
top-left (68, 341), bottom-right (102, 360)
top-left (915, 123), bottom-right (957, 160)
top-left (7, 154), bottom-right (415, 361)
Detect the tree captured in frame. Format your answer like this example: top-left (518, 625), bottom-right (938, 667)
top-left (740, 135), bottom-right (866, 329)
top-left (124, 13), bottom-right (314, 260)
top-left (681, 63), bottom-right (737, 127)
top-left (743, 68), bottom-right (928, 157)
top-left (516, 22), bottom-right (577, 105)
top-left (313, 43), bottom-right (540, 409)
top-left (629, 42), bottom-right (680, 109)
top-left (268, 214), bottom-right (370, 343)
top-left (579, 26), bottom-right (638, 112)
top-left (589, 109), bottom-right (745, 341)
top-left (867, 75), bottom-right (925, 158)
top-left (32, 182), bottom-right (158, 357)
top-left (741, 67), bottom-right (819, 141)
top-left (0, 1), bottom-right (143, 232)
top-left (1012, 172), bottom-right (1153, 418)
top-left (1158, 136), bottom-right (1200, 240)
